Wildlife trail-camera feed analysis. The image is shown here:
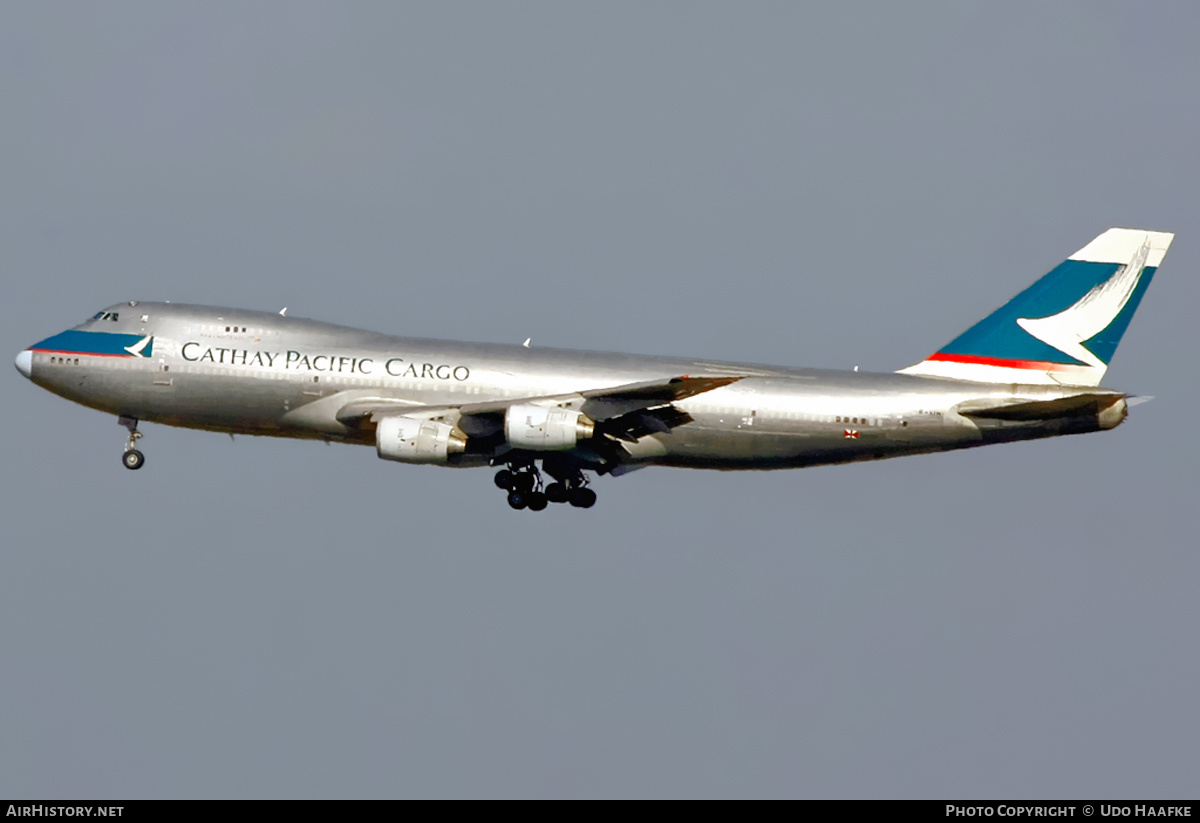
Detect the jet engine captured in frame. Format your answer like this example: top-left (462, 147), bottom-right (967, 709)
top-left (376, 415), bottom-right (466, 463)
top-left (505, 404), bottom-right (595, 450)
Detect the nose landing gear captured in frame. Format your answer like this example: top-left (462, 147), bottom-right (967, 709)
top-left (119, 415), bottom-right (145, 470)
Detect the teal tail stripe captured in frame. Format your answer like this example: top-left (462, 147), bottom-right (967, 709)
top-left (938, 260), bottom-right (1154, 367)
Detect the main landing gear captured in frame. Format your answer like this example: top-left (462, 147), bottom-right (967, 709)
top-left (119, 415), bottom-right (145, 470)
top-left (494, 460), bottom-right (597, 511)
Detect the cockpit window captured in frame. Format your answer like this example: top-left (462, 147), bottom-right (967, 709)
top-left (92, 312), bottom-right (105, 320)
top-left (90, 311), bottom-right (120, 322)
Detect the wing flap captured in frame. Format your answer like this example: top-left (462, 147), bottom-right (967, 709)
top-left (335, 396), bottom-right (426, 426)
top-left (581, 375), bottom-right (741, 419)
top-left (599, 404), bottom-right (694, 442)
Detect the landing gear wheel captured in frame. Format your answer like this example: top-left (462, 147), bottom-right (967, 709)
top-left (494, 469), bottom-right (514, 490)
top-left (512, 472), bottom-right (536, 493)
top-left (526, 492), bottom-right (548, 511)
top-left (544, 482), bottom-right (568, 504)
top-left (507, 491), bottom-right (528, 510)
top-left (568, 487), bottom-right (597, 509)
top-left (118, 416), bottom-right (144, 470)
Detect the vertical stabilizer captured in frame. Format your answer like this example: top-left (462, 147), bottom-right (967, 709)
top-left (898, 228), bottom-right (1173, 386)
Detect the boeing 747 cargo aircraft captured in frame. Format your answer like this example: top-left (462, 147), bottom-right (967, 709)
top-left (14, 228), bottom-right (1171, 510)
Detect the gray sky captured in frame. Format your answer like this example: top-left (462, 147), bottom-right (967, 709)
top-left (2, 2), bottom-right (1198, 799)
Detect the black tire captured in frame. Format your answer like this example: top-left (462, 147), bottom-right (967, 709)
top-left (494, 469), bottom-right (513, 490)
top-left (527, 492), bottom-right (548, 511)
top-left (513, 473), bottom-right (536, 493)
top-left (544, 482), bottom-right (567, 503)
top-left (122, 449), bottom-right (145, 471)
top-left (568, 487), bottom-right (596, 508)
top-left (507, 491), bottom-right (527, 510)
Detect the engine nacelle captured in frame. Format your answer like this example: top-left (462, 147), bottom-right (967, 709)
top-left (505, 404), bottom-right (595, 450)
top-left (376, 415), bottom-right (467, 463)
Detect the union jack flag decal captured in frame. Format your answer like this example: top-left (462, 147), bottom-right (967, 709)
top-left (844, 429), bottom-right (859, 439)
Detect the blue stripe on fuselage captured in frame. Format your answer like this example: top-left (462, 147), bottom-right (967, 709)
top-left (30, 330), bottom-right (153, 357)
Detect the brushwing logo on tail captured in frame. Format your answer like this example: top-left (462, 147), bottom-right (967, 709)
top-left (1015, 238), bottom-right (1151, 369)
top-left (897, 228), bottom-right (1172, 387)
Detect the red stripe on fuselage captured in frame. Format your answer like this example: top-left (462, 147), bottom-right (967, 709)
top-left (925, 352), bottom-right (1080, 372)
top-left (31, 349), bottom-right (131, 358)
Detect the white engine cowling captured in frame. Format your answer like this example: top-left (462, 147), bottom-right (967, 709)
top-left (376, 415), bottom-right (466, 463)
top-left (505, 404), bottom-right (595, 450)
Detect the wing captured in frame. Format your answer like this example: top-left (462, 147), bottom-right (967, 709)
top-left (335, 374), bottom-right (742, 469)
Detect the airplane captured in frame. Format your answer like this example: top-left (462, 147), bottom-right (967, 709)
top-left (13, 227), bottom-right (1172, 511)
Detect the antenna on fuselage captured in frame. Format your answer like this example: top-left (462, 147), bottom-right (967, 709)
top-left (279, 307), bottom-right (288, 316)
top-left (523, 338), bottom-right (531, 348)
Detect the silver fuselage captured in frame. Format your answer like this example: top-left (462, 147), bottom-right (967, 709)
top-left (22, 302), bottom-right (1128, 471)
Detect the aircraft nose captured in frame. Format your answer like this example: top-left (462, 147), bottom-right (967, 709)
top-left (14, 349), bottom-right (32, 379)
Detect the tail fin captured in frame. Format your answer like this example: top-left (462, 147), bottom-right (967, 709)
top-left (898, 228), bottom-right (1173, 386)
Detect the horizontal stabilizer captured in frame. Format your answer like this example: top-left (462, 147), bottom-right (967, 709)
top-left (956, 392), bottom-right (1125, 421)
